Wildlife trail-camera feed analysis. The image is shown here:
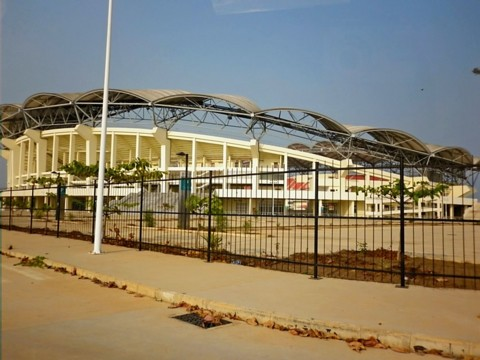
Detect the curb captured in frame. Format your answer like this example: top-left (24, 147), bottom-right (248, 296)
top-left (3, 250), bottom-right (479, 358)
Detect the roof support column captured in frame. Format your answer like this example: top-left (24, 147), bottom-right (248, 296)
top-left (19, 141), bottom-right (26, 185)
top-left (68, 133), bottom-right (76, 163)
top-left (64, 133), bottom-right (77, 185)
top-left (75, 124), bottom-right (98, 166)
top-left (110, 132), bottom-right (117, 168)
top-left (152, 127), bottom-right (170, 192)
top-left (1, 139), bottom-right (19, 188)
top-left (222, 142), bottom-right (228, 191)
top-left (191, 138), bottom-right (197, 192)
top-left (283, 152), bottom-right (288, 193)
top-left (25, 129), bottom-right (47, 178)
top-left (250, 139), bottom-right (259, 193)
top-left (27, 139), bottom-right (34, 178)
top-left (135, 133), bottom-right (141, 159)
top-left (52, 134), bottom-right (59, 172)
top-left (152, 128), bottom-right (169, 170)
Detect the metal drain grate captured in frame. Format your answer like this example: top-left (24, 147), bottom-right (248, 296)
top-left (173, 313), bottom-right (231, 329)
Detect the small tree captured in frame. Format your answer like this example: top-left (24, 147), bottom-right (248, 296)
top-left (13, 198), bottom-right (30, 216)
top-left (60, 160), bottom-right (98, 179)
top-left (61, 158), bottom-right (163, 207)
top-left (60, 158), bottom-right (163, 183)
top-left (186, 194), bottom-right (226, 231)
top-left (60, 158), bottom-right (163, 238)
top-left (143, 210), bottom-right (155, 227)
top-left (357, 179), bottom-right (449, 259)
top-left (357, 179), bottom-right (448, 218)
top-left (186, 194), bottom-right (227, 250)
top-left (41, 192), bottom-right (57, 234)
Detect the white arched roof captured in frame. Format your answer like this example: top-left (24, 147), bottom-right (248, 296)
top-left (0, 88), bottom-right (477, 166)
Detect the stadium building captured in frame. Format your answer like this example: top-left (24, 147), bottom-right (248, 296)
top-left (1, 89), bottom-right (478, 219)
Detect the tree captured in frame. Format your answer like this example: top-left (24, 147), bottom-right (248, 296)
top-left (59, 160), bottom-right (98, 179)
top-left (357, 179), bottom-right (449, 262)
top-left (60, 158), bottom-right (163, 183)
top-left (39, 192), bottom-right (57, 234)
top-left (185, 194), bottom-right (226, 231)
top-left (357, 179), bottom-right (449, 217)
top-left (185, 194), bottom-right (227, 251)
top-left (27, 174), bottom-right (66, 188)
top-left (60, 158), bottom-right (164, 231)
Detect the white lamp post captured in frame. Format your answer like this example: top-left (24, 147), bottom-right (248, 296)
top-left (92, 0), bottom-right (113, 254)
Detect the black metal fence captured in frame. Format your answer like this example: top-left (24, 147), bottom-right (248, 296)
top-left (1, 162), bottom-right (479, 289)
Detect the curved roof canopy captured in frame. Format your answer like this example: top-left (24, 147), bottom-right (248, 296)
top-left (0, 88), bottom-right (477, 167)
top-left (349, 127), bottom-right (431, 154)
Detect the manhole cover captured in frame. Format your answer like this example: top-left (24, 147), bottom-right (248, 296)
top-left (173, 313), bottom-right (231, 329)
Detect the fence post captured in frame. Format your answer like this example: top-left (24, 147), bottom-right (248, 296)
top-left (312, 162), bottom-right (320, 279)
top-left (9, 187), bottom-right (13, 230)
top-left (207, 171), bottom-right (213, 263)
top-left (56, 182), bottom-right (61, 238)
top-left (398, 158), bottom-right (407, 288)
top-left (138, 176), bottom-right (144, 251)
top-left (29, 184), bottom-right (35, 233)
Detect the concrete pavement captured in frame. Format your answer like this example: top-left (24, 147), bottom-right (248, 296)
top-left (1, 230), bottom-right (479, 358)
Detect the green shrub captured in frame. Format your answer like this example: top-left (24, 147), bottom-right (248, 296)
top-left (143, 211), bottom-right (155, 227)
top-left (243, 220), bottom-right (252, 233)
top-left (202, 233), bottom-right (223, 251)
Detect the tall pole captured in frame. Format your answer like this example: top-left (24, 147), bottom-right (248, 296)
top-left (91, 179), bottom-right (97, 243)
top-left (312, 162), bottom-right (319, 279)
top-left (93, 0), bottom-right (113, 254)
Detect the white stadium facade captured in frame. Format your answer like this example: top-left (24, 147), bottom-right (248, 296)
top-left (1, 89), bottom-right (478, 219)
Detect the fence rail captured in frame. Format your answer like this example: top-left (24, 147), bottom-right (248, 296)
top-left (1, 163), bottom-right (478, 289)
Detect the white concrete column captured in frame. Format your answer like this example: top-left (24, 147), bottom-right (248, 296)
top-left (18, 141), bottom-right (26, 185)
top-left (190, 138), bottom-right (197, 192)
top-left (222, 142), bottom-right (228, 191)
top-left (1, 138), bottom-right (20, 188)
top-left (68, 134), bottom-right (76, 163)
top-left (66, 133), bottom-right (76, 185)
top-left (250, 139), bottom-right (259, 193)
top-left (134, 133), bottom-right (142, 159)
top-left (349, 200), bottom-right (355, 216)
top-left (152, 128), bottom-right (170, 193)
top-left (0, 148), bottom-right (12, 187)
top-left (109, 131), bottom-right (117, 168)
top-left (191, 138), bottom-right (197, 174)
top-left (25, 129), bottom-right (47, 177)
top-left (75, 124), bottom-right (97, 166)
top-left (283, 153), bottom-right (288, 193)
top-left (52, 134), bottom-right (59, 172)
top-left (222, 143), bottom-right (228, 173)
top-left (26, 139), bottom-right (34, 178)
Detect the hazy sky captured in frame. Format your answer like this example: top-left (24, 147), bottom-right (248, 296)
top-left (1, 0), bottom-right (479, 187)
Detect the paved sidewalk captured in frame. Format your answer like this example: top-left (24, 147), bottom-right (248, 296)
top-left (1, 230), bottom-right (479, 357)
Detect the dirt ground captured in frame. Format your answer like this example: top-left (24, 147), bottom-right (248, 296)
top-left (4, 224), bottom-right (479, 290)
